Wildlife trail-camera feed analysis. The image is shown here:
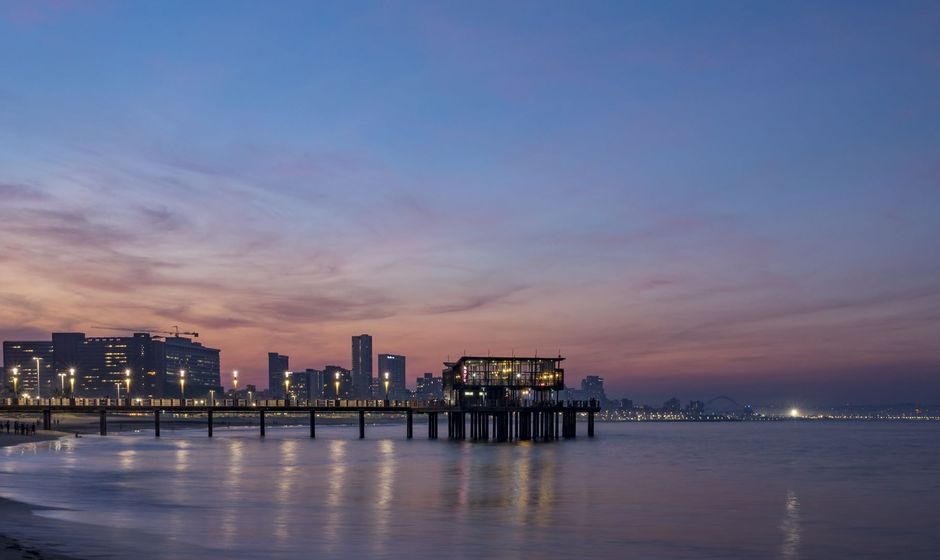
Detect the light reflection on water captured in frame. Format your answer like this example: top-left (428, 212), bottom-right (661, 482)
top-left (0, 422), bottom-right (938, 559)
top-left (780, 489), bottom-right (800, 559)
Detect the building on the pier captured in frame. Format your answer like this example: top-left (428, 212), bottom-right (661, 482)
top-left (442, 356), bottom-right (565, 408)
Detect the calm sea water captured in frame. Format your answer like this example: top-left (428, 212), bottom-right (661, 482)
top-left (0, 421), bottom-right (938, 559)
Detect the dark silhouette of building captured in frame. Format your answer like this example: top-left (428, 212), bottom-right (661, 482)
top-left (580, 375), bottom-right (607, 402)
top-left (377, 353), bottom-right (407, 400)
top-left (2, 340), bottom-right (53, 396)
top-left (4, 332), bottom-right (220, 398)
top-left (443, 356), bottom-right (564, 407)
top-left (80, 333), bottom-right (164, 398)
top-left (162, 336), bottom-right (221, 399)
top-left (687, 400), bottom-right (705, 415)
top-left (286, 369), bottom-right (311, 400)
top-left (662, 397), bottom-right (681, 413)
top-left (351, 334), bottom-right (372, 399)
top-left (324, 365), bottom-right (352, 399)
top-left (304, 368), bottom-right (324, 399)
top-left (415, 372), bottom-right (443, 400)
top-left (268, 352), bottom-right (289, 398)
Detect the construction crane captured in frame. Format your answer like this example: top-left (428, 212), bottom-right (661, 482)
top-left (91, 325), bottom-right (199, 338)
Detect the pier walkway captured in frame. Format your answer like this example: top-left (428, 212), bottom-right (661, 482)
top-left (0, 398), bottom-right (600, 442)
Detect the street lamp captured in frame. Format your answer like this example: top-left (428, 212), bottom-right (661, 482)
top-left (33, 357), bottom-right (42, 399)
top-left (11, 367), bottom-right (19, 396)
top-left (125, 368), bottom-right (131, 398)
top-left (179, 370), bottom-right (186, 401)
top-left (69, 368), bottom-right (75, 396)
top-left (58, 372), bottom-right (66, 395)
top-left (284, 370), bottom-right (292, 401)
top-left (209, 389), bottom-right (215, 406)
top-left (334, 371), bottom-right (340, 400)
top-left (115, 382), bottom-right (121, 400)
top-left (383, 371), bottom-right (390, 402)
top-left (233, 370), bottom-right (238, 396)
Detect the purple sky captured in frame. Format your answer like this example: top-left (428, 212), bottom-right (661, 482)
top-left (1, 1), bottom-right (939, 405)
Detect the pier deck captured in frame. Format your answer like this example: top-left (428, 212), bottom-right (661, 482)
top-left (0, 398), bottom-right (600, 442)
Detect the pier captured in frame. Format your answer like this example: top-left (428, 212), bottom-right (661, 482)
top-left (1, 398), bottom-right (600, 442)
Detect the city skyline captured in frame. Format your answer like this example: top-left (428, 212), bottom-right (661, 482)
top-left (1, 2), bottom-right (939, 405)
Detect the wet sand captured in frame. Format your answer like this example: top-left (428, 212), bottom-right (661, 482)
top-left (0, 433), bottom-right (81, 560)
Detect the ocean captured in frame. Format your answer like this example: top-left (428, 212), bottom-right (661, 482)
top-left (1, 421), bottom-right (938, 559)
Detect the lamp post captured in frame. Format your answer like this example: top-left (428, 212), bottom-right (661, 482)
top-left (383, 371), bottom-right (390, 402)
top-left (209, 389), bottom-right (215, 406)
top-left (179, 370), bottom-right (186, 401)
top-left (233, 370), bottom-right (238, 396)
top-left (34, 357), bottom-right (42, 399)
top-left (284, 371), bottom-right (291, 402)
top-left (115, 382), bottom-right (121, 400)
top-left (125, 368), bottom-right (131, 398)
top-left (69, 368), bottom-right (75, 396)
top-left (11, 367), bottom-right (19, 396)
top-left (58, 372), bottom-right (66, 395)
top-left (334, 371), bottom-right (340, 400)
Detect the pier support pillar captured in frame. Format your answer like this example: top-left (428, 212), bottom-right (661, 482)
top-left (588, 411), bottom-right (595, 437)
top-left (42, 410), bottom-right (51, 431)
top-left (208, 410), bottom-right (213, 437)
top-left (310, 410), bottom-right (316, 438)
top-left (154, 410), bottom-right (161, 437)
top-left (99, 409), bottom-right (107, 436)
top-left (359, 410), bottom-right (365, 439)
top-left (260, 410), bottom-right (266, 437)
top-left (407, 409), bottom-right (413, 439)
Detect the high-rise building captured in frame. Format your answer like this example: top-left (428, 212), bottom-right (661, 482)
top-left (351, 334), bottom-right (372, 399)
top-left (377, 353), bottom-right (407, 400)
top-left (2, 340), bottom-right (54, 396)
top-left (415, 372), bottom-right (443, 400)
top-left (4, 332), bottom-right (220, 398)
top-left (323, 365), bottom-right (352, 399)
top-left (268, 353), bottom-right (289, 398)
top-left (304, 368), bottom-right (324, 399)
top-left (80, 333), bottom-right (165, 398)
top-left (285, 369), bottom-right (311, 400)
top-left (163, 336), bottom-right (221, 399)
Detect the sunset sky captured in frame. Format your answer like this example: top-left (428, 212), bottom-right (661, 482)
top-left (1, 1), bottom-right (938, 404)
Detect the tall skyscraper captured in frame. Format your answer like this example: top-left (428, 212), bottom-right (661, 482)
top-left (377, 353), bottom-right (406, 400)
top-left (351, 334), bottom-right (372, 399)
top-left (268, 352), bottom-right (289, 398)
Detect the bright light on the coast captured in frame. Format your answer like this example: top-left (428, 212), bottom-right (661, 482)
top-left (790, 408), bottom-right (800, 418)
